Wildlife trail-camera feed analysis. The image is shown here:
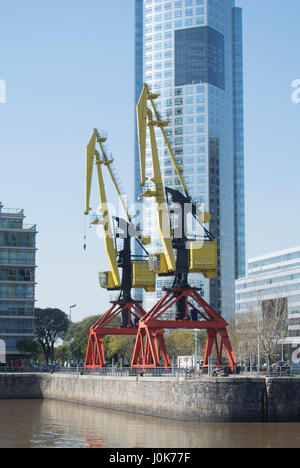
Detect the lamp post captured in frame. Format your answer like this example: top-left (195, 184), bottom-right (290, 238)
top-left (68, 304), bottom-right (76, 365)
top-left (257, 291), bottom-right (263, 375)
top-left (194, 329), bottom-right (199, 369)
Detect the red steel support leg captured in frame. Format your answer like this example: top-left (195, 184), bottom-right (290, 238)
top-left (156, 331), bottom-right (171, 368)
top-left (203, 329), bottom-right (216, 367)
top-left (218, 328), bottom-right (237, 370)
top-left (131, 328), bottom-right (145, 366)
top-left (132, 288), bottom-right (237, 370)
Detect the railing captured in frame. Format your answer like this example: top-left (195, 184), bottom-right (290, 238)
top-left (0, 224), bottom-right (36, 231)
top-left (267, 366), bottom-right (293, 377)
top-left (239, 366), bottom-right (294, 377)
top-left (0, 209), bottom-right (24, 215)
top-left (0, 365), bottom-right (296, 378)
top-left (81, 366), bottom-right (188, 378)
top-left (0, 365), bottom-right (50, 373)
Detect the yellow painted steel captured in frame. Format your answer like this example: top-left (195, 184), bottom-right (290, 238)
top-left (149, 253), bottom-right (169, 275)
top-left (147, 87), bottom-right (188, 197)
top-left (137, 85), bottom-right (176, 272)
top-left (85, 130), bottom-right (121, 288)
top-left (85, 128), bottom-right (155, 292)
top-left (136, 84), bottom-right (218, 277)
top-left (132, 262), bottom-right (156, 292)
top-left (137, 85), bottom-right (148, 188)
top-left (99, 271), bottom-right (115, 289)
top-left (188, 239), bottom-right (218, 278)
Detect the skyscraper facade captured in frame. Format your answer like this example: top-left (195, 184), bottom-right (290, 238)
top-left (134, 0), bottom-right (245, 319)
top-left (0, 203), bottom-right (37, 365)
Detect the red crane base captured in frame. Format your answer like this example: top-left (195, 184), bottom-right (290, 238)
top-left (84, 300), bottom-right (169, 368)
top-left (131, 288), bottom-right (237, 370)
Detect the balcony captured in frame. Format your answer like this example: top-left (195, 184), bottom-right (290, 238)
top-left (0, 224), bottom-right (37, 232)
top-left (0, 331), bottom-right (34, 336)
top-left (0, 208), bottom-right (24, 216)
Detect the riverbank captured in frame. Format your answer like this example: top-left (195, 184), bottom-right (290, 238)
top-left (1, 373), bottom-right (300, 423)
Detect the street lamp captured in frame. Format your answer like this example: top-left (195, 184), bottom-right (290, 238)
top-left (194, 329), bottom-right (199, 369)
top-left (257, 290), bottom-right (263, 374)
top-left (68, 304), bottom-right (77, 365)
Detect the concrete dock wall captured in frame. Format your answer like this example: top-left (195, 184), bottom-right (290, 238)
top-left (0, 373), bottom-right (299, 422)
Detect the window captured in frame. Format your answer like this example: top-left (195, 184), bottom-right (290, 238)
top-left (186, 157), bottom-right (194, 164)
top-left (185, 136), bottom-right (194, 144)
top-left (186, 116), bottom-right (194, 124)
top-left (175, 117), bottom-right (183, 125)
top-left (175, 26), bottom-right (225, 90)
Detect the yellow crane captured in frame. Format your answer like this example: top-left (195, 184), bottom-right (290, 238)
top-left (130, 85), bottom-right (237, 370)
top-left (136, 84), bottom-right (218, 290)
top-left (84, 128), bottom-right (155, 297)
top-left (84, 128), bottom-right (172, 369)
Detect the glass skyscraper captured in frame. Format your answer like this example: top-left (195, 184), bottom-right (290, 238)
top-left (134, 0), bottom-right (245, 319)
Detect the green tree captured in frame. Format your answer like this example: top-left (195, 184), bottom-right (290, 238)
top-left (107, 335), bottom-right (136, 364)
top-left (54, 344), bottom-right (69, 362)
top-left (35, 308), bottom-right (69, 364)
top-left (165, 330), bottom-right (206, 359)
top-left (16, 340), bottom-right (43, 362)
top-left (64, 314), bottom-right (121, 362)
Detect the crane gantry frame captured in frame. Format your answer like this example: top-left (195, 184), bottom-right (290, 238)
top-left (84, 129), bottom-right (169, 368)
top-left (131, 84), bottom-right (237, 370)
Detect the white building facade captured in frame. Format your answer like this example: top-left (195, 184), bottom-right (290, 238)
top-left (236, 247), bottom-right (300, 367)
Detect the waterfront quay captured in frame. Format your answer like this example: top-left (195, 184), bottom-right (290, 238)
top-left (1, 372), bottom-right (300, 423)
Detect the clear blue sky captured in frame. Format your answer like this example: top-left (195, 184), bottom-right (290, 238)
top-left (0, 0), bottom-right (299, 322)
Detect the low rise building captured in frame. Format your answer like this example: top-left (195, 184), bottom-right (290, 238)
top-left (236, 246), bottom-right (300, 367)
top-left (0, 203), bottom-right (37, 365)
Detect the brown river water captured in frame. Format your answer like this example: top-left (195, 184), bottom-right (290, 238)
top-left (0, 399), bottom-right (300, 448)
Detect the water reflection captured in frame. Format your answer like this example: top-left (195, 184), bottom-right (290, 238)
top-left (0, 400), bottom-right (300, 448)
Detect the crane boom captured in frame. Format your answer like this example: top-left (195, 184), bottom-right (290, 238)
top-left (85, 129), bottom-right (121, 288)
top-left (136, 84), bottom-right (217, 281)
top-left (147, 88), bottom-right (188, 198)
top-left (137, 86), bottom-right (176, 272)
top-left (85, 128), bottom-right (155, 295)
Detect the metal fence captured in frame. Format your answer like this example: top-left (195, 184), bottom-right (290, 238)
top-left (0, 365), bottom-right (296, 378)
top-left (56, 366), bottom-right (189, 378)
top-left (0, 366), bottom-right (50, 373)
